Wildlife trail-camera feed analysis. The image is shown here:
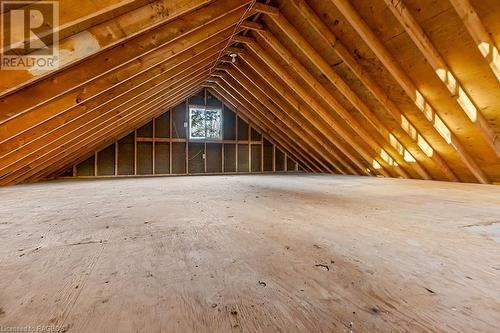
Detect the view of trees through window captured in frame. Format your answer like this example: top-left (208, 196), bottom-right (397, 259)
top-left (189, 107), bottom-right (222, 139)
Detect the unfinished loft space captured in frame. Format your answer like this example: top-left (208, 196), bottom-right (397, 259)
top-left (0, 0), bottom-right (499, 332)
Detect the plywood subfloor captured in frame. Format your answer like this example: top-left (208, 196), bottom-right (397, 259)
top-left (0, 175), bottom-right (499, 332)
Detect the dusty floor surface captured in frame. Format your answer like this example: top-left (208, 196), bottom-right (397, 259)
top-left (0, 174), bottom-right (499, 332)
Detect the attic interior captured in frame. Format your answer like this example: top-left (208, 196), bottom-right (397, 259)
top-left (0, 0), bottom-right (499, 331)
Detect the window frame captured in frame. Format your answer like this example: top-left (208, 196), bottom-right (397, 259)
top-left (188, 105), bottom-right (223, 140)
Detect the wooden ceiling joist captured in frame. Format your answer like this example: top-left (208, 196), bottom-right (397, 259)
top-left (208, 78), bottom-right (323, 172)
top-left (0, 52), bottom-right (219, 181)
top-left (232, 35), bottom-right (396, 177)
top-left (26, 85), bottom-right (205, 182)
top-left (12, 76), bottom-right (209, 185)
top-left (2, 71), bottom-right (210, 185)
top-left (234, 50), bottom-right (373, 175)
top-left (0, 0), bottom-right (213, 96)
top-left (0, 38), bottom-right (227, 160)
top-left (0, 0), bottom-right (251, 124)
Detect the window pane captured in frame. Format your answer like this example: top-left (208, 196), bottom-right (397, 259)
top-left (190, 107), bottom-right (205, 139)
top-left (206, 109), bottom-right (222, 139)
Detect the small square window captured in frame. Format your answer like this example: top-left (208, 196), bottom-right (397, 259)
top-left (189, 106), bottom-right (222, 139)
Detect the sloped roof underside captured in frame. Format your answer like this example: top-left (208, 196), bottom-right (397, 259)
top-left (0, 0), bottom-right (499, 185)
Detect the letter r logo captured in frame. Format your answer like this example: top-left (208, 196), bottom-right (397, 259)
top-left (2, 1), bottom-right (58, 56)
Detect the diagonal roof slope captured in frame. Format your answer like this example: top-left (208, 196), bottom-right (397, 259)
top-left (0, 0), bottom-right (499, 185)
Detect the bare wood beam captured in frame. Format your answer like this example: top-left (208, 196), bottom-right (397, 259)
top-left (252, 31), bottom-right (407, 178)
top-left (384, 0), bottom-right (500, 157)
top-left (208, 83), bottom-right (318, 173)
top-left (0, 38), bottom-right (228, 174)
top-left (240, 20), bottom-right (265, 32)
top-left (209, 78), bottom-right (323, 172)
top-left (0, 0), bottom-right (212, 96)
top-left (268, 11), bottom-right (432, 180)
top-left (214, 73), bottom-right (329, 172)
top-left (448, 0), bottom-right (500, 83)
top-left (205, 83), bottom-right (298, 172)
top-left (225, 47), bottom-right (246, 55)
top-left (220, 65), bottom-right (347, 174)
top-left (239, 42), bottom-right (383, 176)
top-left (290, 0), bottom-right (458, 182)
top-left (238, 53), bottom-right (372, 173)
top-left (1, 0), bottom-right (155, 52)
top-left (33, 87), bottom-right (202, 183)
top-left (10, 78), bottom-right (207, 185)
top-left (206, 83), bottom-right (316, 173)
top-left (232, 35), bottom-right (255, 45)
top-left (0, 0), bottom-right (252, 125)
top-left (0, 38), bottom-right (227, 167)
top-left (225, 57), bottom-right (364, 175)
top-left (252, 3), bottom-right (279, 16)
top-left (331, 0), bottom-right (489, 184)
top-left (0, 54), bottom-right (218, 179)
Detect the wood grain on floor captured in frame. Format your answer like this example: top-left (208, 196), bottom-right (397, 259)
top-left (0, 175), bottom-right (499, 332)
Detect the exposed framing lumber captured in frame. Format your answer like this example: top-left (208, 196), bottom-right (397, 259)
top-left (289, 0), bottom-right (458, 182)
top-left (241, 31), bottom-right (412, 179)
top-left (46, 88), bottom-right (202, 181)
top-left (258, 13), bottom-right (432, 180)
top-left (63, 85), bottom-right (303, 178)
top-left (233, 35), bottom-right (394, 177)
top-left (207, 80), bottom-right (321, 172)
top-left (218, 65), bottom-right (345, 174)
top-left (448, 0), bottom-right (500, 83)
top-left (230, 51), bottom-right (369, 175)
top-left (221, 60), bottom-right (361, 175)
top-left (0, 0), bottom-right (214, 97)
top-left (0, 48), bottom-right (221, 178)
top-left (0, 41), bottom-right (224, 162)
top-left (0, 0), bottom-right (155, 53)
top-left (331, 0), bottom-right (490, 184)
top-left (252, 3), bottom-right (279, 17)
top-left (240, 21), bottom-right (265, 32)
top-left (0, 0), bottom-right (252, 125)
top-left (383, 0), bottom-right (500, 157)
top-left (212, 75), bottom-right (326, 172)
top-left (5, 67), bottom-right (211, 183)
top-left (206, 85), bottom-right (313, 172)
top-left (12, 78), bottom-right (207, 184)
top-left (11, 78), bottom-right (207, 183)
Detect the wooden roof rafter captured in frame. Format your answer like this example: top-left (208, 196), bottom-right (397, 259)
top-left (209, 74), bottom-right (326, 172)
top-left (205, 85), bottom-right (315, 173)
top-left (286, 0), bottom-right (459, 182)
top-left (0, 0), bottom-right (498, 185)
top-left (250, 11), bottom-right (433, 180)
top-left (331, 0), bottom-right (490, 184)
top-left (216, 64), bottom-right (348, 174)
